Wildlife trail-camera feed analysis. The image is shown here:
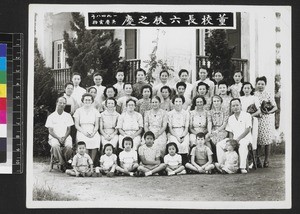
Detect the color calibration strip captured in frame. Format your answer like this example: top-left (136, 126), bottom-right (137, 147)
top-left (0, 33), bottom-right (23, 174)
top-left (0, 44), bottom-right (7, 163)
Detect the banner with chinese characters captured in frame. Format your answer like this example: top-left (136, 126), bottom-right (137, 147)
top-left (86, 12), bottom-right (235, 29)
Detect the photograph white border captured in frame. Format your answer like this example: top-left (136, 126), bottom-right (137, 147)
top-left (27, 4), bottom-right (292, 209)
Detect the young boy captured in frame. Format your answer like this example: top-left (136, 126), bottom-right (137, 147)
top-left (137, 131), bottom-right (166, 176)
top-left (178, 69), bottom-right (193, 104)
top-left (92, 72), bottom-right (106, 104)
top-left (63, 82), bottom-right (78, 115)
top-left (71, 73), bottom-right (86, 107)
top-left (132, 68), bottom-right (150, 99)
top-left (185, 133), bottom-right (215, 174)
top-left (175, 82), bottom-right (190, 110)
top-left (113, 70), bottom-right (125, 99)
top-left (116, 137), bottom-right (139, 176)
top-left (66, 141), bottom-right (94, 177)
top-left (192, 68), bottom-right (215, 98)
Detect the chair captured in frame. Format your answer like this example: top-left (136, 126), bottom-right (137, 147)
top-left (49, 148), bottom-right (61, 172)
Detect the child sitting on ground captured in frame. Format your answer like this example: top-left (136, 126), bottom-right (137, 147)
top-left (215, 139), bottom-right (239, 174)
top-left (95, 143), bottom-right (117, 177)
top-left (164, 142), bottom-right (186, 176)
top-left (66, 141), bottom-right (93, 177)
top-left (137, 131), bottom-right (166, 176)
top-left (185, 133), bottom-right (215, 174)
top-left (116, 137), bottom-right (139, 176)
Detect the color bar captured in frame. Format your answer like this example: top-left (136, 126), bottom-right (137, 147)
top-left (0, 43), bottom-right (7, 163)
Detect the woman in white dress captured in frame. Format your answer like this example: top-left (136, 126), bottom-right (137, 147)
top-left (99, 97), bottom-right (120, 149)
top-left (74, 93), bottom-right (101, 163)
top-left (239, 82), bottom-right (261, 156)
top-left (116, 99), bottom-right (143, 151)
top-left (144, 96), bottom-right (168, 156)
top-left (168, 95), bottom-right (190, 165)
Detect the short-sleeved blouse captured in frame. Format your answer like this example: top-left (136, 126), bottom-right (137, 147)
top-left (136, 99), bottom-right (152, 116)
top-left (144, 109), bottom-right (167, 133)
top-left (73, 107), bottom-right (101, 126)
top-left (168, 109), bottom-right (189, 128)
top-left (189, 110), bottom-right (210, 131)
top-left (116, 111), bottom-right (143, 131)
top-left (209, 108), bottom-right (229, 128)
top-left (100, 110), bottom-right (120, 129)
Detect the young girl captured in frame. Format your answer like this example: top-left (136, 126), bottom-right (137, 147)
top-left (196, 82), bottom-right (211, 110)
top-left (213, 71), bottom-right (224, 95)
top-left (113, 70), bottom-right (125, 99)
top-left (218, 80), bottom-right (232, 113)
top-left (136, 85), bottom-right (153, 117)
top-left (160, 86), bottom-right (174, 111)
top-left (229, 71), bottom-right (243, 98)
top-left (96, 143), bottom-right (117, 177)
top-left (117, 83), bottom-right (138, 113)
top-left (137, 131), bottom-right (166, 176)
top-left (215, 139), bottom-right (239, 174)
top-left (164, 142), bottom-right (186, 176)
top-left (185, 133), bottom-right (215, 174)
top-left (116, 137), bottom-right (139, 176)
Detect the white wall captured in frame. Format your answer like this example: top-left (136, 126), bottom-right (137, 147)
top-left (138, 28), bottom-right (196, 85)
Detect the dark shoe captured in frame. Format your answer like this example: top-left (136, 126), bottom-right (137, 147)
top-left (263, 161), bottom-right (269, 168)
top-left (256, 157), bottom-right (263, 168)
top-left (60, 165), bottom-right (66, 173)
top-left (106, 172), bottom-right (115, 177)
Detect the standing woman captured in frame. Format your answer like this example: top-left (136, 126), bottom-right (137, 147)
top-left (101, 85), bottom-right (121, 112)
top-left (144, 96), bottom-right (168, 156)
top-left (116, 99), bottom-right (143, 151)
top-left (73, 93), bottom-right (101, 164)
top-left (87, 86), bottom-right (101, 112)
top-left (207, 95), bottom-right (229, 146)
top-left (255, 76), bottom-right (277, 167)
top-left (168, 95), bottom-right (190, 165)
top-left (189, 95), bottom-right (211, 147)
top-left (99, 97), bottom-right (120, 150)
top-left (240, 82), bottom-right (261, 159)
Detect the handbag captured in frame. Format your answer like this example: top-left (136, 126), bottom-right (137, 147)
top-left (261, 100), bottom-right (274, 114)
top-left (246, 104), bottom-right (257, 114)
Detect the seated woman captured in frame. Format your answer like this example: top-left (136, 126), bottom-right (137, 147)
top-left (189, 95), bottom-right (210, 147)
top-left (206, 95), bottom-right (229, 146)
top-left (73, 93), bottom-right (101, 164)
top-left (167, 95), bottom-right (190, 165)
top-left (99, 97), bottom-right (120, 150)
top-left (144, 96), bottom-right (168, 156)
top-left (116, 99), bottom-right (143, 151)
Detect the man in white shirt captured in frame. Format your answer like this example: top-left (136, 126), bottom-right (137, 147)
top-left (92, 72), bottom-right (106, 104)
top-left (192, 68), bottom-right (215, 97)
top-left (216, 98), bottom-right (252, 174)
top-left (71, 73), bottom-right (86, 107)
top-left (45, 97), bottom-right (74, 171)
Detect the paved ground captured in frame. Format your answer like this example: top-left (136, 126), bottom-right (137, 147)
top-left (32, 154), bottom-right (285, 202)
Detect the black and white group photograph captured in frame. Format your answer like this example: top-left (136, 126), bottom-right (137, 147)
top-left (26, 4), bottom-right (291, 209)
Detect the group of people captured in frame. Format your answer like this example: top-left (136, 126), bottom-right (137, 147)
top-left (45, 67), bottom-right (277, 177)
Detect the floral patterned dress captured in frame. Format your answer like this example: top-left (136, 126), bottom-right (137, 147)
top-left (254, 91), bottom-right (277, 145)
top-left (209, 108), bottom-right (229, 144)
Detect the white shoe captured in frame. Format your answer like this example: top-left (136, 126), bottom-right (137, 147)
top-left (168, 171), bottom-right (175, 176)
top-left (145, 171), bottom-right (152, 176)
top-left (177, 170), bottom-right (187, 175)
top-left (241, 169), bottom-right (248, 174)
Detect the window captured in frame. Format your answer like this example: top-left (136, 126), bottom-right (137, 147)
top-left (53, 40), bottom-right (68, 69)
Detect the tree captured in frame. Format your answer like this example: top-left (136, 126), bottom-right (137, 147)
top-left (63, 12), bottom-right (122, 87)
top-left (205, 29), bottom-right (236, 81)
